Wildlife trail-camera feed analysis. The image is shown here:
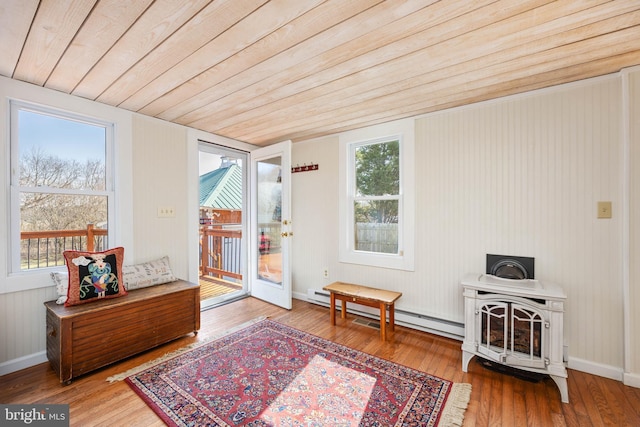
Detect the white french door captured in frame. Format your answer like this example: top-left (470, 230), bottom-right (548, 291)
top-left (249, 141), bottom-right (292, 309)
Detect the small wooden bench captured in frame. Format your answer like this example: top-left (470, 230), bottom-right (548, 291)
top-left (322, 281), bottom-right (402, 341)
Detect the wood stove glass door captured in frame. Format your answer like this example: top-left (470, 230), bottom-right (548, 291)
top-left (505, 303), bottom-right (546, 369)
top-left (478, 301), bottom-right (509, 361)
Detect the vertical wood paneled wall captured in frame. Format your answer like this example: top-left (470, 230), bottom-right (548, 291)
top-left (628, 68), bottom-right (640, 380)
top-left (293, 74), bottom-right (629, 375)
top-left (414, 77), bottom-right (624, 370)
top-left (0, 71), bottom-right (637, 383)
top-left (131, 115), bottom-right (190, 278)
top-left (0, 287), bottom-right (56, 365)
top-left (0, 76), bottom-right (134, 373)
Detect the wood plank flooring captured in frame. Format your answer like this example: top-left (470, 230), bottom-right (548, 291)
top-left (1, 297), bottom-right (639, 426)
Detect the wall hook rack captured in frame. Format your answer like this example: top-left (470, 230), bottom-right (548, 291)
top-left (291, 163), bottom-right (319, 173)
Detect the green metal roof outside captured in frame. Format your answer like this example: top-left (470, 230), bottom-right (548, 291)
top-left (199, 163), bottom-right (242, 209)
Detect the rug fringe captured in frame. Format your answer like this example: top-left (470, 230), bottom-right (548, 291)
top-left (106, 316), bottom-right (267, 383)
top-left (438, 383), bottom-right (472, 426)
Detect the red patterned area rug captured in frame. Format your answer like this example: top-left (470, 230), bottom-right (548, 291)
top-left (112, 318), bottom-right (471, 426)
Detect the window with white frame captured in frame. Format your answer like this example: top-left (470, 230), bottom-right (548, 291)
top-left (339, 128), bottom-right (415, 271)
top-left (10, 102), bottom-right (114, 272)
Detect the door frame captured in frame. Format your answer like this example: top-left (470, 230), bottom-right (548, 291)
top-left (197, 141), bottom-right (249, 309)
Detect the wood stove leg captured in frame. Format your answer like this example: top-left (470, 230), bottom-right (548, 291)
top-left (550, 375), bottom-right (569, 403)
top-left (462, 351), bottom-right (475, 372)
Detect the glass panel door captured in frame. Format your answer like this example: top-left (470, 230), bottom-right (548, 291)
top-left (250, 141), bottom-right (291, 309)
top-left (257, 157), bottom-right (283, 284)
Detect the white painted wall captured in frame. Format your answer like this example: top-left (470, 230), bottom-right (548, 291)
top-left (0, 77), bottom-right (252, 374)
top-left (627, 67), bottom-right (640, 387)
top-left (416, 76), bottom-right (624, 375)
top-left (131, 115), bottom-right (189, 278)
top-left (292, 71), bottom-right (637, 383)
top-left (1, 68), bottom-right (639, 387)
top-left (0, 76), bottom-right (133, 371)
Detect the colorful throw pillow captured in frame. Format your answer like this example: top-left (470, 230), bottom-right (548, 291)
top-left (50, 271), bottom-right (69, 305)
top-left (63, 247), bottom-right (127, 306)
top-left (122, 256), bottom-right (177, 290)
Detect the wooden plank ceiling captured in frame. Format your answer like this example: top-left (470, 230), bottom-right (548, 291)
top-left (1, 0), bottom-right (639, 146)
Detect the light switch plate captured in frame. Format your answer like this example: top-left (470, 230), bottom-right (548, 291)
top-left (597, 201), bottom-right (612, 219)
top-left (157, 206), bottom-right (176, 218)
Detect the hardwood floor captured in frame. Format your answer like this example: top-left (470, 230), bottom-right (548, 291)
top-left (1, 297), bottom-right (639, 426)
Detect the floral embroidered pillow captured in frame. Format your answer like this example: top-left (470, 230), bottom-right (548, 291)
top-left (63, 247), bottom-right (127, 306)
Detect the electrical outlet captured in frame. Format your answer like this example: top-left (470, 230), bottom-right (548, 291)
top-left (157, 206), bottom-right (176, 218)
top-left (322, 267), bottom-right (329, 279)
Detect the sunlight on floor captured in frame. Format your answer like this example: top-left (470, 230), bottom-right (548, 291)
top-left (261, 354), bottom-right (376, 425)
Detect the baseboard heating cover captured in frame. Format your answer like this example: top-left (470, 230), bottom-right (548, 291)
top-left (307, 289), bottom-right (464, 340)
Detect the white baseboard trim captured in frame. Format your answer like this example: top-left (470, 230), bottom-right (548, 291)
top-left (0, 351), bottom-right (47, 376)
top-left (567, 356), bottom-right (624, 382)
top-left (292, 291), bottom-right (307, 301)
top-left (623, 372), bottom-right (640, 388)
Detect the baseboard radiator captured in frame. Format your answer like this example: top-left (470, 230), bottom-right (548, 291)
top-left (306, 289), bottom-right (464, 340)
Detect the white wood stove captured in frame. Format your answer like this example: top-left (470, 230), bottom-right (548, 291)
top-left (461, 259), bottom-right (568, 403)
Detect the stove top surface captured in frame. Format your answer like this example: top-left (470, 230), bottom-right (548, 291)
top-left (461, 273), bottom-right (566, 300)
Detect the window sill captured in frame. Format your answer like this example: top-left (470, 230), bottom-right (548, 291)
top-left (339, 250), bottom-right (414, 272)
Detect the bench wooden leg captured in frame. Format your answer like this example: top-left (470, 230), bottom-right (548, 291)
top-left (330, 292), bottom-right (336, 326)
top-left (341, 300), bottom-right (347, 319)
top-left (389, 303), bottom-right (395, 331)
top-left (379, 302), bottom-right (386, 341)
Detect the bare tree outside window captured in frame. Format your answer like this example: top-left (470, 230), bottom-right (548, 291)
top-left (20, 147), bottom-right (107, 233)
top-left (12, 105), bottom-right (112, 270)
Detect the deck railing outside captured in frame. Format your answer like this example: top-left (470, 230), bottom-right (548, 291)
top-left (200, 225), bottom-right (243, 281)
top-left (23, 223), bottom-right (262, 284)
top-left (20, 224), bottom-right (108, 270)
top-left (199, 223), bottom-right (279, 281)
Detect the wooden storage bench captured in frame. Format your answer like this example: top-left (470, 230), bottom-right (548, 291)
top-left (45, 279), bottom-right (200, 384)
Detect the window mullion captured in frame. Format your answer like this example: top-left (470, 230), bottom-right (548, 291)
top-left (18, 186), bottom-right (110, 197)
